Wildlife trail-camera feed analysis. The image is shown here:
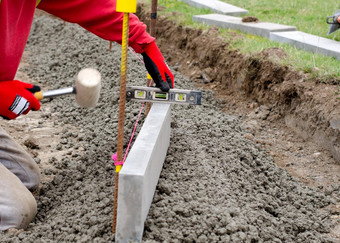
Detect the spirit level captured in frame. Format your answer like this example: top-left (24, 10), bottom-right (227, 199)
top-left (126, 86), bottom-right (202, 105)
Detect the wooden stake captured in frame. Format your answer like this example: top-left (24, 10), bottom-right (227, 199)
top-left (113, 12), bottom-right (130, 234)
top-left (146, 0), bottom-right (158, 116)
top-left (150, 0), bottom-right (158, 37)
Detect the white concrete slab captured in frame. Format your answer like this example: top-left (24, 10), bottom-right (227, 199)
top-left (179, 0), bottom-right (248, 16)
top-left (115, 103), bottom-right (171, 243)
top-left (270, 31), bottom-right (340, 60)
top-left (193, 14), bottom-right (297, 38)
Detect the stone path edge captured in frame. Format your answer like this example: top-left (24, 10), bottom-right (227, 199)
top-left (178, 0), bottom-right (248, 16)
top-left (193, 14), bottom-right (297, 38)
top-left (270, 31), bottom-right (340, 61)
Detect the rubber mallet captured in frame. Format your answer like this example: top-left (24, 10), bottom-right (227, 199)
top-left (34, 68), bottom-right (101, 107)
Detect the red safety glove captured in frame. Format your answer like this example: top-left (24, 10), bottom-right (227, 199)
top-left (141, 41), bottom-right (174, 92)
top-left (0, 81), bottom-right (41, 120)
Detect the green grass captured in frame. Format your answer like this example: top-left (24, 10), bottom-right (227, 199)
top-left (223, 30), bottom-right (340, 79)
top-left (219, 0), bottom-right (340, 41)
top-left (140, 0), bottom-right (340, 79)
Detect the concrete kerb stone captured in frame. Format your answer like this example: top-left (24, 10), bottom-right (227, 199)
top-left (270, 31), bottom-right (340, 60)
top-left (179, 0), bottom-right (248, 16)
top-left (115, 103), bottom-right (171, 243)
top-left (193, 14), bottom-right (297, 38)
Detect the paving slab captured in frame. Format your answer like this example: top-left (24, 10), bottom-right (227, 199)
top-left (115, 103), bottom-right (171, 243)
top-left (193, 14), bottom-right (297, 38)
top-left (270, 31), bottom-right (340, 60)
top-left (179, 0), bottom-right (248, 16)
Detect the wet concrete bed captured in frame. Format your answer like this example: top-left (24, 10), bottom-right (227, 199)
top-left (0, 15), bottom-right (336, 242)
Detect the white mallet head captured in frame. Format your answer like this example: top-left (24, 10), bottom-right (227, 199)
top-left (75, 68), bottom-right (101, 107)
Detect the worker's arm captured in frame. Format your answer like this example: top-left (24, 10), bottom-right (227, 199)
top-left (37, 0), bottom-right (174, 91)
top-left (0, 0), bottom-right (41, 120)
top-left (37, 0), bottom-right (151, 52)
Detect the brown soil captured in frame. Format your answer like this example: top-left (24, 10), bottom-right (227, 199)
top-left (137, 4), bottom-right (340, 238)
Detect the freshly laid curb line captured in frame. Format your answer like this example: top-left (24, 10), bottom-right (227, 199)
top-left (193, 14), bottom-right (297, 38)
top-left (179, 0), bottom-right (248, 16)
top-left (270, 31), bottom-right (340, 60)
top-left (115, 103), bottom-right (171, 243)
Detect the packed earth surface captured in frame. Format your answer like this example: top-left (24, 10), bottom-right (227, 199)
top-left (1, 7), bottom-right (340, 243)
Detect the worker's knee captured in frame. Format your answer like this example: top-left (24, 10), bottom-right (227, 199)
top-left (0, 163), bottom-right (38, 231)
top-left (0, 188), bottom-right (37, 230)
top-left (4, 156), bottom-right (41, 191)
top-left (25, 160), bottom-right (40, 191)
top-left (0, 126), bottom-right (41, 191)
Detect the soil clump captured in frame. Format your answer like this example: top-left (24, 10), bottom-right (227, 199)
top-left (242, 16), bottom-right (259, 23)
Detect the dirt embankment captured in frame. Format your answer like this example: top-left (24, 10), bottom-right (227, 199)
top-left (137, 4), bottom-right (340, 164)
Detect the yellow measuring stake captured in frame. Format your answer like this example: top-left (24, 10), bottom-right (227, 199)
top-left (115, 9), bottom-right (132, 175)
top-left (116, 0), bottom-right (137, 13)
top-left (113, 0), bottom-right (137, 234)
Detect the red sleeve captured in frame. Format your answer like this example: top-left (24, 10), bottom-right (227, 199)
top-left (37, 0), bottom-right (154, 53)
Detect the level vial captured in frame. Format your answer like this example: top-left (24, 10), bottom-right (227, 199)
top-left (135, 90), bottom-right (146, 99)
top-left (153, 92), bottom-right (168, 100)
top-left (175, 93), bottom-right (186, 102)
